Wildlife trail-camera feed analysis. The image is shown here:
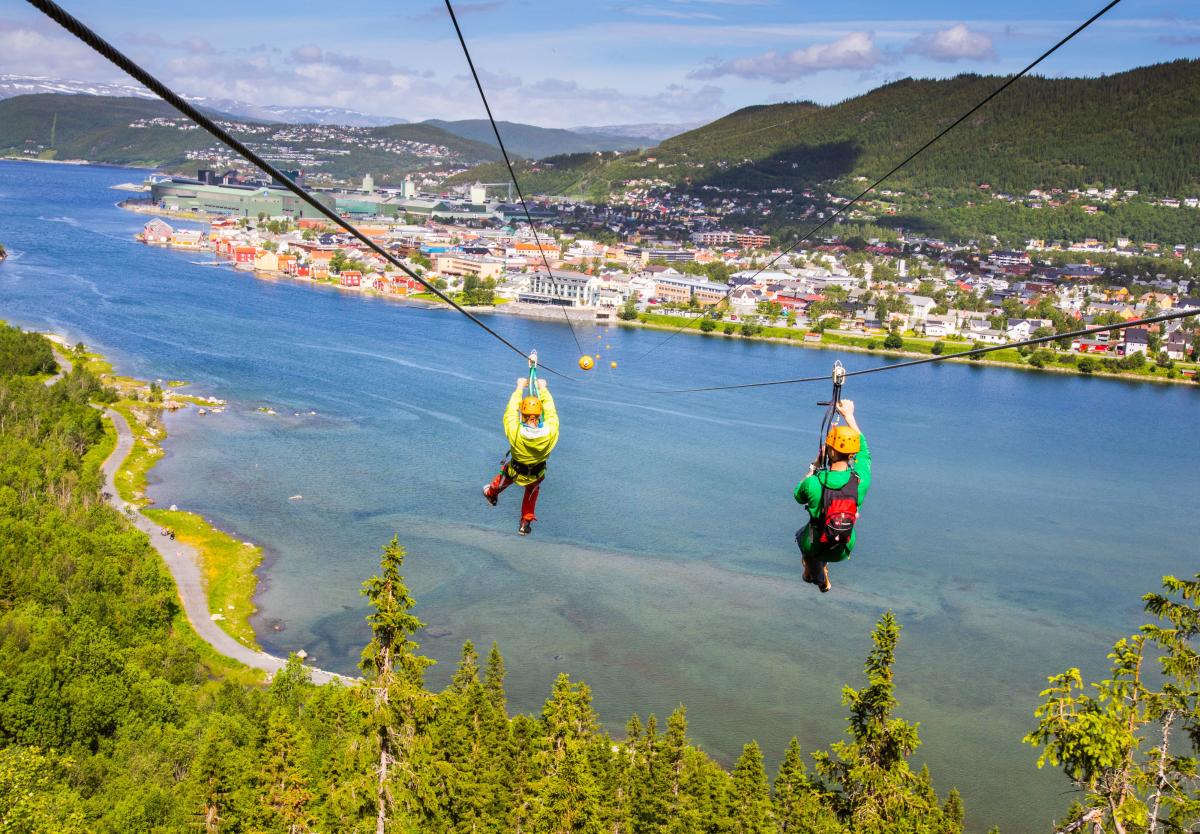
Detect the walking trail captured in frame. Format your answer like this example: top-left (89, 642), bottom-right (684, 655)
top-left (48, 349), bottom-right (346, 685)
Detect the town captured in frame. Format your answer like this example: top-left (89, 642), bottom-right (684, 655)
top-left (132, 168), bottom-right (1200, 381)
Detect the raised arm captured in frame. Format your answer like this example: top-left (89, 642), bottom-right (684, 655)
top-left (837, 400), bottom-right (871, 500)
top-left (537, 379), bottom-right (560, 436)
top-left (503, 378), bottom-right (526, 446)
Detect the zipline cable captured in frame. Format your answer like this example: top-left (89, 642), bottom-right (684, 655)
top-left (657, 308), bottom-right (1198, 393)
top-left (635, 0), bottom-right (1124, 362)
top-left (24, 0), bottom-right (576, 380)
top-left (444, 0), bottom-right (589, 360)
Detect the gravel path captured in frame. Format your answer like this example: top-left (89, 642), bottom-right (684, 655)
top-left (47, 347), bottom-right (345, 684)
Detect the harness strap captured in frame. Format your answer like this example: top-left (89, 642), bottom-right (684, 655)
top-left (504, 455), bottom-right (547, 480)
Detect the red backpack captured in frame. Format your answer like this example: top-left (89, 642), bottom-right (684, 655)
top-left (816, 472), bottom-right (859, 547)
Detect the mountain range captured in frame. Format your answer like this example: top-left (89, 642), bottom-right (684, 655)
top-left (0, 75), bottom-right (687, 155)
top-left (0, 94), bottom-right (501, 183)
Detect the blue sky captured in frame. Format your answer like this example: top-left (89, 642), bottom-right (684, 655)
top-left (2, 0), bottom-right (1197, 127)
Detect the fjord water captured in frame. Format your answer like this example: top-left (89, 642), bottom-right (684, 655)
top-left (2, 161), bottom-right (1196, 830)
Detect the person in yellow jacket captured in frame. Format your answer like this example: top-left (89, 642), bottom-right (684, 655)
top-left (483, 376), bottom-right (560, 535)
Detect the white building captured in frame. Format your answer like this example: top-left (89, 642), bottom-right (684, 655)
top-left (519, 270), bottom-right (601, 308)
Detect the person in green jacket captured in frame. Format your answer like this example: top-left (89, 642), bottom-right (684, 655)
top-left (794, 399), bottom-right (871, 593)
top-left (483, 376), bottom-right (560, 535)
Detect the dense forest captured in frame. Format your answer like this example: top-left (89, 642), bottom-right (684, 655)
top-left (1, 323), bottom-right (1196, 833)
top-left (452, 61), bottom-right (1200, 203)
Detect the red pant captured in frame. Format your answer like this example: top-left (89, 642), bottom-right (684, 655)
top-left (487, 471), bottom-right (542, 522)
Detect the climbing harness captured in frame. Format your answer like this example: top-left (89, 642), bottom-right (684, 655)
top-left (806, 361), bottom-right (860, 550)
top-left (499, 351), bottom-right (549, 480)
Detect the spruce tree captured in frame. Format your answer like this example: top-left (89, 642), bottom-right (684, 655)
top-left (812, 611), bottom-right (947, 833)
top-left (258, 707), bottom-right (315, 834)
top-left (729, 741), bottom-right (774, 834)
top-left (358, 537), bottom-right (435, 834)
top-left (532, 675), bottom-right (603, 833)
top-left (773, 737), bottom-right (841, 833)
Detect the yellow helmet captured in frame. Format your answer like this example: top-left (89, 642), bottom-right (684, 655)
top-left (520, 396), bottom-right (543, 417)
top-left (826, 426), bottom-right (861, 455)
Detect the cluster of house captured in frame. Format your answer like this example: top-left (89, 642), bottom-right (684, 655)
top-left (136, 214), bottom-right (1198, 362)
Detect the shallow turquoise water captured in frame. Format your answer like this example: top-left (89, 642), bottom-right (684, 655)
top-left (2, 160), bottom-right (1197, 832)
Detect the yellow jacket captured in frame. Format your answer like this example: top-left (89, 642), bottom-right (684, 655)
top-left (503, 388), bottom-right (560, 484)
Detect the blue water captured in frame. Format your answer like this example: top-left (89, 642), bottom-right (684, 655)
top-left (2, 160), bottom-right (1196, 832)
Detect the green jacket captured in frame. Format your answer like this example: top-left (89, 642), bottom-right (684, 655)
top-left (794, 436), bottom-right (871, 561)
top-left (503, 388), bottom-right (560, 485)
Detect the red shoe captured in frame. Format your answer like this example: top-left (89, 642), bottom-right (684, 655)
top-left (482, 486), bottom-right (497, 507)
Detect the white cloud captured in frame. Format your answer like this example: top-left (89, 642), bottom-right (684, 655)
top-left (688, 31), bottom-right (883, 81)
top-left (907, 24), bottom-right (995, 62)
top-left (289, 44), bottom-right (323, 64)
top-left (0, 20), bottom-right (120, 80)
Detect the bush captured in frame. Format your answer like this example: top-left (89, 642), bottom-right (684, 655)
top-left (866, 340), bottom-right (877, 350)
top-left (883, 333), bottom-right (904, 350)
top-left (1077, 356), bottom-right (1098, 374)
top-left (0, 325), bottom-right (57, 376)
top-left (1028, 349), bottom-right (1055, 369)
top-left (722, 323), bottom-right (736, 335)
top-left (698, 317), bottom-right (716, 333)
top-left (931, 341), bottom-right (944, 355)
top-left (1058, 353), bottom-right (1077, 365)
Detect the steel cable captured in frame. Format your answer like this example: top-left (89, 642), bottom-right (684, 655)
top-left (25, 0), bottom-right (576, 380)
top-left (634, 0), bottom-right (1124, 362)
top-left (657, 308), bottom-right (1198, 393)
top-left (444, 0), bottom-right (589, 360)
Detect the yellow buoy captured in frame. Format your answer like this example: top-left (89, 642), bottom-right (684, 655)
top-left (595, 354), bottom-right (601, 359)
top-left (605, 344), bottom-right (611, 349)
top-left (610, 361), bottom-right (618, 369)
top-left (579, 355), bottom-right (595, 371)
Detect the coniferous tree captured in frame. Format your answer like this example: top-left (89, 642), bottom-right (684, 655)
top-left (730, 741), bottom-right (774, 834)
top-left (258, 707), bottom-right (315, 834)
top-left (813, 612), bottom-right (951, 834)
top-left (190, 722), bottom-right (237, 834)
top-left (532, 674), bottom-right (603, 834)
top-left (358, 537), bottom-right (435, 834)
top-left (773, 737), bottom-right (842, 833)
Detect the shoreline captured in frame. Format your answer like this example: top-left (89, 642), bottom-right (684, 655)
top-left (42, 335), bottom-right (345, 684)
top-left (623, 313), bottom-right (1200, 387)
top-left (117, 204), bottom-right (1199, 387)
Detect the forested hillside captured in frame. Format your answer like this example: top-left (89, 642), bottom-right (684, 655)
top-left (451, 60), bottom-right (1200, 199)
top-left (1, 324), bottom-right (1196, 833)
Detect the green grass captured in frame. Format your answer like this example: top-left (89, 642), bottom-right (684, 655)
top-left (82, 415), bottom-right (118, 477)
top-left (630, 312), bottom-right (1198, 383)
top-left (110, 401), bottom-right (163, 505)
top-left (144, 508), bottom-right (263, 650)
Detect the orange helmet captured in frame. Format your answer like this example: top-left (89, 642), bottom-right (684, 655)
top-left (826, 426), bottom-right (861, 455)
top-left (520, 396), bottom-right (543, 417)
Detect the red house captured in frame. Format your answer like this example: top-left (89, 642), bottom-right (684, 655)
top-left (234, 246), bottom-right (257, 264)
top-left (775, 294), bottom-right (809, 311)
top-left (339, 270), bottom-right (362, 287)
